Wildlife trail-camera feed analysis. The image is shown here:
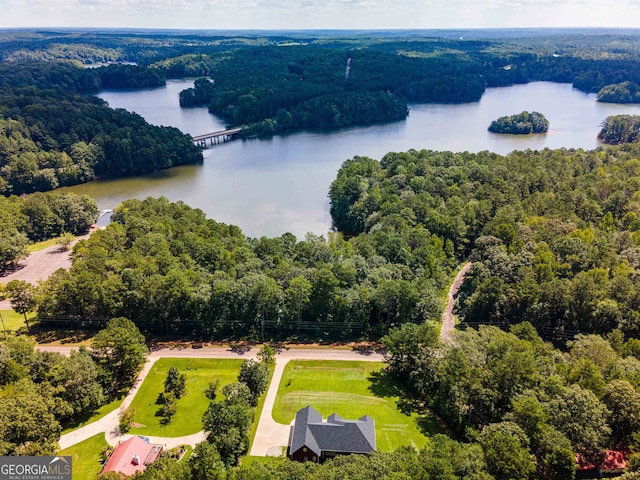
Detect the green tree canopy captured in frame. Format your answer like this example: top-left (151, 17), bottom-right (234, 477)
top-left (91, 317), bottom-right (148, 391)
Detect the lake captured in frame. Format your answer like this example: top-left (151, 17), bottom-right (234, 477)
top-left (59, 79), bottom-right (640, 238)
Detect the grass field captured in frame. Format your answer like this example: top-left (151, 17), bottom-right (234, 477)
top-left (273, 360), bottom-right (442, 451)
top-left (60, 433), bottom-right (108, 480)
top-left (129, 358), bottom-right (244, 437)
top-left (0, 310), bottom-right (36, 332)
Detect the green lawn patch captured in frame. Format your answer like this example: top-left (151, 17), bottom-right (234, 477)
top-left (129, 358), bottom-right (243, 437)
top-left (0, 310), bottom-right (36, 332)
top-left (28, 237), bottom-right (63, 253)
top-left (273, 360), bottom-right (441, 451)
top-left (62, 393), bottom-right (126, 434)
top-left (59, 433), bottom-right (108, 480)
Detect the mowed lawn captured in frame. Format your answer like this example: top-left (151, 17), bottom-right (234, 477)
top-left (0, 310), bottom-right (36, 332)
top-left (129, 358), bottom-right (243, 437)
top-left (60, 433), bottom-right (108, 480)
top-left (273, 360), bottom-right (439, 451)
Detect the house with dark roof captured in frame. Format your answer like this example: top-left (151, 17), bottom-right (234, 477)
top-left (289, 405), bottom-right (376, 462)
top-left (101, 436), bottom-right (163, 477)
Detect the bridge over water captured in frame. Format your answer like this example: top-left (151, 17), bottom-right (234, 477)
top-left (191, 127), bottom-right (243, 147)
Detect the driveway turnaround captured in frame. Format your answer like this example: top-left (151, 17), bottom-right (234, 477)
top-left (49, 346), bottom-right (384, 455)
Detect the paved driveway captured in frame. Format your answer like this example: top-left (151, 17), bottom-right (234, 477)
top-left (0, 235), bottom-right (90, 309)
top-left (47, 346), bottom-right (384, 454)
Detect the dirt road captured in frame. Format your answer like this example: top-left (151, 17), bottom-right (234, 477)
top-left (440, 262), bottom-right (472, 343)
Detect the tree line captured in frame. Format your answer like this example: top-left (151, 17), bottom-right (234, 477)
top-left (34, 196), bottom-right (446, 340)
top-left (0, 192), bottom-right (97, 270)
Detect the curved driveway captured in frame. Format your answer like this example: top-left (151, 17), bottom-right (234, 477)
top-left (45, 346), bottom-right (384, 454)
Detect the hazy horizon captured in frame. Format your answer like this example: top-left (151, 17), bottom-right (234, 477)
top-left (3, 0), bottom-right (640, 31)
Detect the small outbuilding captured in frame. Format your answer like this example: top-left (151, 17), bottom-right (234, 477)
top-left (101, 436), bottom-right (163, 477)
top-left (289, 405), bottom-right (376, 463)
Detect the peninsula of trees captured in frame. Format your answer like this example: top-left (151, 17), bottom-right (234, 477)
top-left (179, 46), bottom-right (483, 134)
top-left (599, 114), bottom-right (640, 144)
top-left (0, 62), bottom-right (202, 195)
top-left (488, 111), bottom-right (549, 134)
top-left (598, 81), bottom-right (640, 104)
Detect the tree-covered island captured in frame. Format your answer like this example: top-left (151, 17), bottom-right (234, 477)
top-left (488, 111), bottom-right (549, 134)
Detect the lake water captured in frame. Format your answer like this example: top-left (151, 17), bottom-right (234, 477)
top-left (60, 79), bottom-right (640, 238)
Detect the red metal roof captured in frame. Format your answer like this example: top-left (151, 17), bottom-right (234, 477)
top-left (576, 450), bottom-right (627, 471)
top-left (101, 436), bottom-right (162, 477)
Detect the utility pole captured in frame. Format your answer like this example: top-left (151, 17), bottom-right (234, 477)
top-left (0, 311), bottom-right (6, 334)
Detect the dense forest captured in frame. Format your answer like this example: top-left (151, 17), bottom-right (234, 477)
top-left (381, 322), bottom-right (640, 479)
top-left (171, 34), bottom-right (640, 135)
top-left (329, 144), bottom-right (640, 341)
top-left (6, 30), bottom-right (640, 139)
top-left (0, 61), bottom-right (202, 195)
top-left (26, 142), bottom-right (640, 344)
top-left (36, 196), bottom-right (447, 339)
top-left (488, 111), bottom-right (549, 135)
top-left (179, 46), bottom-right (484, 133)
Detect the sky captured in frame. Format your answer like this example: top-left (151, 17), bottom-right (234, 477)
top-left (2, 0), bottom-right (640, 30)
